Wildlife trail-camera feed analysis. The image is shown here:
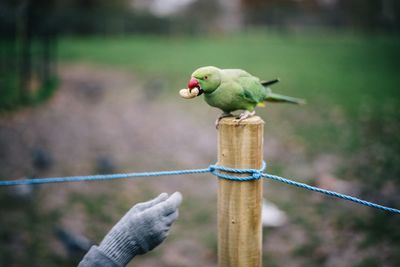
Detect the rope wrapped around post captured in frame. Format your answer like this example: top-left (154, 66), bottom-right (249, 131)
top-left (209, 161), bottom-right (266, 181)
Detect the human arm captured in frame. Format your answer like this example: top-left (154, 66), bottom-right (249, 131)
top-left (78, 192), bottom-right (182, 267)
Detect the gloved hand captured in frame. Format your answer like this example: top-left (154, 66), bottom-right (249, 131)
top-left (98, 192), bottom-right (182, 266)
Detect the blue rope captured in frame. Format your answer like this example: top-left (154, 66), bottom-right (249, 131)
top-left (261, 173), bottom-right (400, 214)
top-left (0, 168), bottom-right (210, 186)
top-left (0, 162), bottom-right (399, 214)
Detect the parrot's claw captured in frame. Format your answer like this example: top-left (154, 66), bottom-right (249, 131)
top-left (235, 110), bottom-right (256, 124)
top-left (215, 113), bottom-right (234, 129)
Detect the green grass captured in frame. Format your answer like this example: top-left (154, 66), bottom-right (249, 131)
top-left (58, 31), bottom-right (400, 158)
top-left (58, 31), bottom-right (400, 113)
top-left (57, 30), bottom-right (400, 178)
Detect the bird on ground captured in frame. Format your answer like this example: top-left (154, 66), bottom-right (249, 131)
top-left (180, 66), bottom-right (305, 126)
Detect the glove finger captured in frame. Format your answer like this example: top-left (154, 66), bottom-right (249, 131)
top-left (153, 191), bottom-right (182, 216)
top-left (134, 192), bottom-right (169, 212)
top-left (164, 210), bottom-right (179, 226)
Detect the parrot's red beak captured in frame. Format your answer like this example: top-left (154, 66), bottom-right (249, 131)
top-left (188, 77), bottom-right (199, 89)
top-left (187, 77), bottom-right (203, 96)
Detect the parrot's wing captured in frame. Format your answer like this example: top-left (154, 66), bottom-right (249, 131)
top-left (236, 76), bottom-right (266, 104)
top-left (242, 89), bottom-right (259, 103)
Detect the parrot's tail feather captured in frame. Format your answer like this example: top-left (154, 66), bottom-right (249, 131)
top-left (261, 78), bottom-right (280, 87)
top-left (264, 92), bottom-right (306, 105)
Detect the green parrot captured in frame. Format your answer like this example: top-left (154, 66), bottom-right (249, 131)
top-left (184, 66), bottom-right (305, 126)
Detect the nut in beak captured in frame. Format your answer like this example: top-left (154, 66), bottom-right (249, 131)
top-left (179, 88), bottom-right (199, 99)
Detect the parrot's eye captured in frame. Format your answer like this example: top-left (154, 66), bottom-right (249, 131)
top-left (204, 76), bottom-right (208, 80)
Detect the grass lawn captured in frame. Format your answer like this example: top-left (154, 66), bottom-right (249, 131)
top-left (59, 31), bottom-right (400, 112)
top-left (58, 31), bottom-right (400, 159)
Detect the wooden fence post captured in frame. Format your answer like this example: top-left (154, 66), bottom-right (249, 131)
top-left (217, 116), bottom-right (264, 267)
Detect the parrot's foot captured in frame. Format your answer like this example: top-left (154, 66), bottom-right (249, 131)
top-left (235, 110), bottom-right (256, 124)
top-left (215, 112), bottom-right (234, 129)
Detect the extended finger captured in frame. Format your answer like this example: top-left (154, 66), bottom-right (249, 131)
top-left (134, 192), bottom-right (169, 212)
top-left (153, 191), bottom-right (182, 216)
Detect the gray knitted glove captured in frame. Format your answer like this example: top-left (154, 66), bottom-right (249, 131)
top-left (98, 192), bottom-right (182, 266)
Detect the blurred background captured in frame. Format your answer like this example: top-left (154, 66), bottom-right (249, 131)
top-left (0, 0), bottom-right (399, 266)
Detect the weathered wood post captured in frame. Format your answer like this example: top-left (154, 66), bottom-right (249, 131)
top-left (217, 116), bottom-right (264, 267)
